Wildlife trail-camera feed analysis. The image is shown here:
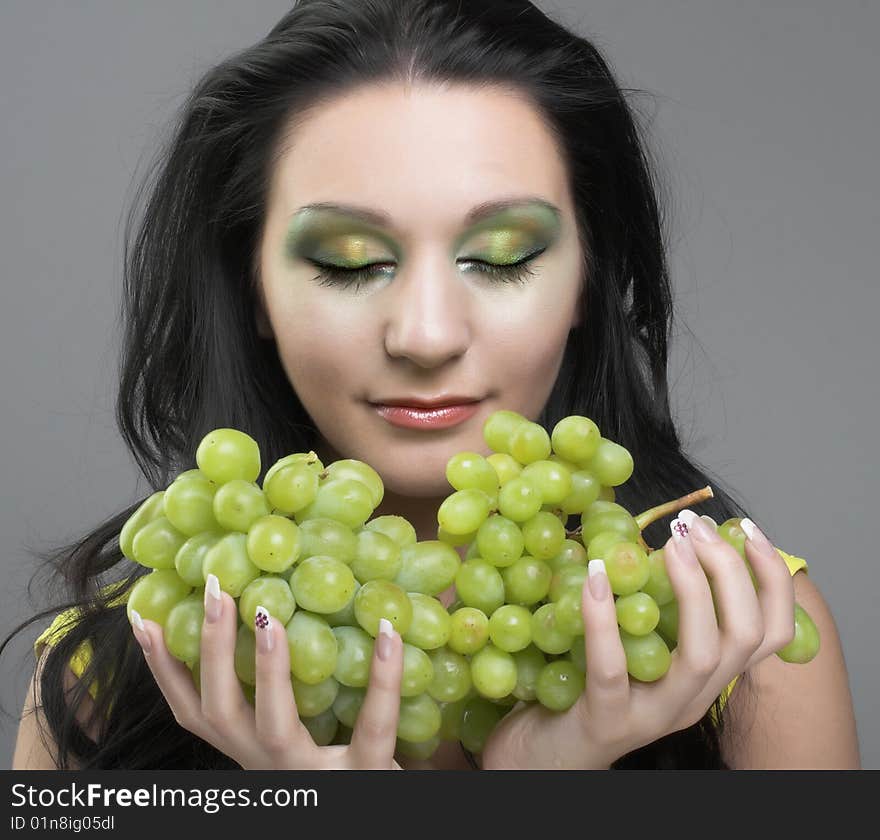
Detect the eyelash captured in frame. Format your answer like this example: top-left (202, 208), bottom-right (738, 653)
top-left (307, 249), bottom-right (545, 292)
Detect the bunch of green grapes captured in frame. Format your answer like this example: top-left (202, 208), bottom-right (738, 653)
top-left (117, 412), bottom-right (819, 761)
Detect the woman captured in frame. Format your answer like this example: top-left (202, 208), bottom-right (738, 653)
top-left (7, 0), bottom-right (859, 770)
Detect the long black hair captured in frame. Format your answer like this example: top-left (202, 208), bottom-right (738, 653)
top-left (2, 0), bottom-right (753, 769)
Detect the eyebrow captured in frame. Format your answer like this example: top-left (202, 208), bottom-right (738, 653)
top-left (289, 196), bottom-right (561, 229)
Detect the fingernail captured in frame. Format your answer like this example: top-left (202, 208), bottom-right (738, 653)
top-left (254, 605), bottom-right (273, 653)
top-left (204, 573), bottom-right (222, 623)
top-left (670, 518), bottom-right (698, 564)
top-left (587, 558), bottom-right (610, 599)
top-left (377, 617), bottom-right (394, 661)
top-left (679, 509), bottom-right (721, 542)
top-left (129, 609), bottom-right (151, 655)
top-left (741, 518), bottom-right (774, 553)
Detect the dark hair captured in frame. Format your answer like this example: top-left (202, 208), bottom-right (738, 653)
top-left (2, 0), bottom-right (754, 769)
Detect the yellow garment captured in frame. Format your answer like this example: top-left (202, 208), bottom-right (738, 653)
top-left (34, 549), bottom-right (808, 712)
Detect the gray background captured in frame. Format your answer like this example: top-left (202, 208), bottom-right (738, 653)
top-left (1, 1), bottom-right (876, 768)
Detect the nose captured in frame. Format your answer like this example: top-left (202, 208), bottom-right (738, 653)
top-left (382, 248), bottom-right (473, 369)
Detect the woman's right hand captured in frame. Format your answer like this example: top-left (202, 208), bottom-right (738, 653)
top-left (128, 575), bottom-right (405, 769)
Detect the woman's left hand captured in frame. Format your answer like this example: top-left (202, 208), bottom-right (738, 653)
top-left (480, 511), bottom-right (796, 770)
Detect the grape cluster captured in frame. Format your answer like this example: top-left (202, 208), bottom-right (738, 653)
top-left (120, 411), bottom-right (819, 759)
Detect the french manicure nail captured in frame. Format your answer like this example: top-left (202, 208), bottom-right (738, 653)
top-left (741, 518), bottom-right (774, 553)
top-left (679, 509), bottom-right (721, 542)
top-left (588, 558), bottom-right (610, 599)
top-left (377, 617), bottom-right (394, 661)
top-left (254, 605), bottom-right (273, 653)
top-left (204, 573), bottom-right (222, 623)
top-left (670, 517), bottom-right (698, 564)
top-left (670, 517), bottom-right (690, 542)
top-left (129, 609), bottom-right (151, 655)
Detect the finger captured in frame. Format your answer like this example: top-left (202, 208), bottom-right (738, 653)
top-left (253, 605), bottom-right (315, 762)
top-left (579, 558), bottom-right (629, 722)
top-left (349, 619), bottom-right (403, 768)
top-left (127, 609), bottom-right (207, 737)
top-left (658, 525), bottom-right (722, 702)
top-left (199, 574), bottom-right (254, 748)
top-left (739, 519), bottom-right (797, 667)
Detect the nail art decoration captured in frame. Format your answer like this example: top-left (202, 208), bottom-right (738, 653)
top-left (255, 605), bottom-right (270, 630)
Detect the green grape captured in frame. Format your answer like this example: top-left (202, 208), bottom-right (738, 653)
top-left (497, 477), bottom-right (543, 522)
top-left (530, 603), bottom-right (575, 655)
top-left (597, 485), bottom-right (616, 502)
top-left (567, 636), bottom-right (586, 672)
top-left (581, 437), bottom-right (633, 486)
top-left (263, 463), bottom-right (319, 515)
top-left (263, 451), bottom-right (323, 491)
top-left (322, 581), bottom-right (360, 628)
top-left (164, 593), bottom-right (204, 665)
top-left (559, 469), bottom-right (602, 515)
top-left (132, 517), bottom-right (188, 570)
top-left (332, 685), bottom-right (366, 729)
top-left (323, 459), bottom-right (384, 508)
top-left (437, 525), bottom-right (479, 547)
top-left (520, 510), bottom-right (567, 561)
top-left (354, 579), bottom-right (413, 637)
top-left (401, 644), bottom-right (435, 697)
top-left (403, 593), bottom-right (451, 650)
top-left (511, 645), bottom-right (547, 702)
top-left (520, 460), bottom-right (572, 506)
top-left (475, 514), bottom-right (525, 568)
top-left (446, 451), bottom-right (500, 498)
top-left (291, 675), bottom-right (339, 717)
top-left (580, 510), bottom-right (641, 548)
top-left (620, 630), bottom-right (671, 682)
top-left (464, 539), bottom-right (481, 561)
top-left (300, 708), bottom-right (338, 745)
top-left (162, 474), bottom-right (219, 536)
top-left (240, 680), bottom-right (255, 706)
top-left (510, 422), bottom-right (552, 465)
top-left (196, 428), bottom-right (261, 485)
top-left (777, 603), bottom-right (820, 664)
top-left (203, 532), bottom-right (261, 597)
top-left (126, 568), bottom-right (192, 626)
top-left (438, 697), bottom-right (470, 740)
top-left (363, 515), bottom-right (418, 548)
top-left (234, 624), bottom-right (257, 685)
top-left (286, 611), bottom-right (338, 685)
top-left (119, 491), bottom-right (166, 561)
top-left (331, 723), bottom-right (354, 747)
top-left (332, 626), bottom-right (374, 687)
top-left (718, 518), bottom-right (747, 558)
top-left (238, 576), bottom-right (296, 628)
top-left (213, 479), bottom-right (270, 533)
top-left (470, 644), bottom-right (518, 699)
top-left (350, 529), bottom-right (401, 583)
top-left (437, 488), bottom-right (492, 536)
top-left (586, 529), bottom-right (628, 562)
top-left (290, 555), bottom-right (356, 614)
top-left (396, 734), bottom-right (441, 761)
top-left (602, 540), bottom-right (650, 596)
top-left (397, 694), bottom-right (442, 743)
top-left (488, 604), bottom-right (533, 652)
top-left (246, 514), bottom-right (301, 572)
top-left (482, 409), bottom-right (528, 455)
top-left (172, 469), bottom-right (204, 483)
top-left (454, 561), bottom-right (505, 615)
top-left (554, 587), bottom-right (585, 636)
top-left (297, 518), bottom-right (357, 565)
top-left (551, 415), bottom-right (601, 463)
top-left (459, 696), bottom-right (503, 754)
top-left (535, 661), bottom-right (585, 712)
top-left (296, 478), bottom-right (374, 530)
top-left (546, 538), bottom-right (588, 572)
top-left (500, 556), bottom-right (552, 606)
top-left (448, 607), bottom-right (490, 655)
top-left (656, 599), bottom-right (679, 648)
top-left (548, 564), bottom-right (588, 603)
top-left (394, 540), bottom-right (461, 596)
top-left (616, 592), bottom-right (660, 636)
top-left (641, 548), bottom-right (675, 606)
top-left (174, 531), bottom-right (222, 587)
top-left (486, 452), bottom-right (522, 485)
top-left (427, 647), bottom-right (472, 703)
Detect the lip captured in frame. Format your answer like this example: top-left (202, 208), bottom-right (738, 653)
top-left (371, 401), bottom-right (482, 430)
top-left (370, 395), bottom-right (483, 408)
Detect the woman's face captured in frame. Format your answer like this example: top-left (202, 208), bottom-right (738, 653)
top-left (256, 82), bottom-right (584, 498)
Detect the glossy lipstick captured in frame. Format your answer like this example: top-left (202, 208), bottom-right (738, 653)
top-left (373, 402), bottom-right (481, 430)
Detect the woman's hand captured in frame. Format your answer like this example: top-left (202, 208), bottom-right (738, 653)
top-left (481, 511), bottom-right (797, 770)
top-left (128, 576), bottom-right (405, 769)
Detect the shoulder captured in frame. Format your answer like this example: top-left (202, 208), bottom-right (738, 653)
top-left (719, 567), bottom-right (861, 768)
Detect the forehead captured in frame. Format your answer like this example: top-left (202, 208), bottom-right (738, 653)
top-left (267, 82), bottom-right (570, 234)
